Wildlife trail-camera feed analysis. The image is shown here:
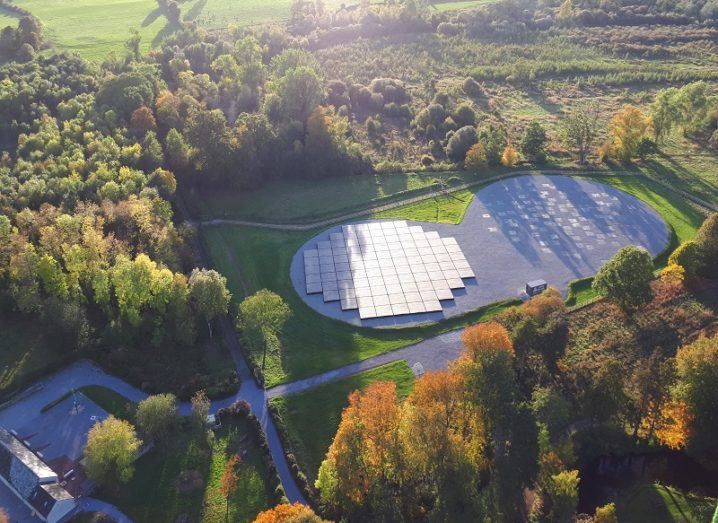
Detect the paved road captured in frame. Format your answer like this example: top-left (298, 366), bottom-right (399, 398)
top-left (266, 328), bottom-right (465, 399)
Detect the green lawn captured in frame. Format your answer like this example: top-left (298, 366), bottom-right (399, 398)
top-left (617, 483), bottom-right (716, 523)
top-left (106, 418), bottom-right (274, 523)
top-left (187, 170), bottom-right (475, 222)
top-left (80, 385), bottom-right (137, 421)
top-left (0, 310), bottom-right (64, 397)
top-left (270, 360), bottom-right (415, 482)
top-left (202, 223), bottom-right (514, 387)
top-left (638, 135), bottom-right (718, 206)
top-left (372, 188), bottom-right (476, 224)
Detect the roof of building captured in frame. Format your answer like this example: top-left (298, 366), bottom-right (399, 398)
top-left (0, 426), bottom-right (73, 518)
top-left (0, 427), bottom-right (57, 483)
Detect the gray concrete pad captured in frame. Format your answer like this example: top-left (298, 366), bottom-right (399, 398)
top-left (290, 174), bottom-right (670, 327)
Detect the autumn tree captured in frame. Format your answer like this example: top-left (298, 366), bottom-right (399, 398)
top-left (189, 268), bottom-right (231, 337)
top-left (673, 334), bottom-right (718, 468)
top-left (237, 290), bottom-right (292, 372)
top-left (252, 503), bottom-right (326, 523)
top-left (134, 393), bottom-right (177, 442)
top-left (85, 417), bottom-right (141, 485)
top-left (130, 105), bottom-right (157, 134)
top-left (544, 470), bottom-right (580, 523)
top-left (316, 381), bottom-right (407, 520)
top-left (594, 502), bottom-right (618, 523)
top-left (629, 351), bottom-right (675, 441)
top-left (500, 143), bottom-right (519, 166)
top-left (559, 102), bottom-right (600, 164)
top-left (668, 241), bottom-right (705, 279)
top-left (220, 455), bottom-right (241, 522)
top-left (592, 246), bottom-right (654, 311)
top-left (606, 105), bottom-right (652, 162)
top-left (695, 213), bottom-right (718, 277)
top-left (0, 508), bottom-right (7, 523)
top-left (464, 142), bottom-right (488, 172)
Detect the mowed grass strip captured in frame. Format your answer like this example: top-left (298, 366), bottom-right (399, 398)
top-left (201, 223), bottom-right (514, 387)
top-left (270, 360), bottom-right (415, 482)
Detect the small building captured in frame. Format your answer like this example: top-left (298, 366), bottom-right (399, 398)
top-left (526, 279), bottom-right (548, 297)
top-left (0, 427), bottom-right (75, 523)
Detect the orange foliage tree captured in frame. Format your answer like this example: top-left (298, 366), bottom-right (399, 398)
top-left (252, 502), bottom-right (325, 523)
top-left (130, 105), bottom-right (157, 134)
top-left (220, 455), bottom-right (241, 522)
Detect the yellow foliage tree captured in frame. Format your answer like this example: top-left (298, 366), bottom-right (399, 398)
top-left (607, 105), bottom-right (652, 162)
top-left (464, 142), bottom-right (488, 172)
top-left (649, 399), bottom-right (693, 449)
top-left (501, 143), bottom-right (519, 166)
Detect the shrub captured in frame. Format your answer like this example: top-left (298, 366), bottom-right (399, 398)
top-left (668, 241), bottom-right (705, 278)
top-left (463, 77), bottom-right (484, 98)
top-left (445, 125), bottom-right (478, 162)
top-left (464, 142), bottom-right (487, 172)
top-left (453, 103), bottom-right (477, 127)
top-left (592, 246), bottom-right (654, 311)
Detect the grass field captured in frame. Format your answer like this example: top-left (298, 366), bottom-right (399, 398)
top-left (106, 418), bottom-right (274, 523)
top-left (3, 0), bottom-right (484, 60)
top-left (617, 483), bottom-right (716, 523)
top-left (187, 170), bottom-right (476, 222)
top-left (202, 223), bottom-right (515, 386)
top-left (270, 360), bottom-right (415, 481)
top-left (0, 310), bottom-right (64, 397)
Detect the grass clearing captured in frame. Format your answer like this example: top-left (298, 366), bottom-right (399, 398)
top-left (186, 170), bottom-right (475, 222)
top-left (270, 360), bottom-right (415, 481)
top-left (202, 221), bottom-right (513, 387)
top-left (616, 483), bottom-right (716, 523)
top-left (106, 418), bottom-right (274, 523)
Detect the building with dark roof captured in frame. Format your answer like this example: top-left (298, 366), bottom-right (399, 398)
top-left (0, 427), bottom-right (75, 522)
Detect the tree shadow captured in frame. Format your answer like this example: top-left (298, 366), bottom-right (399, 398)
top-left (184, 0), bottom-right (208, 22)
top-left (142, 7), bottom-right (164, 27)
top-left (152, 20), bottom-right (184, 48)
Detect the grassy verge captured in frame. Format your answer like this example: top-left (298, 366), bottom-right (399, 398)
top-left (616, 482), bottom-right (716, 523)
top-left (105, 418), bottom-right (274, 523)
top-left (270, 361), bottom-right (415, 483)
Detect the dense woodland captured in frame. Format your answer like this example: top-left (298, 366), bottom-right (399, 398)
top-left (1, 0), bottom-right (718, 521)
